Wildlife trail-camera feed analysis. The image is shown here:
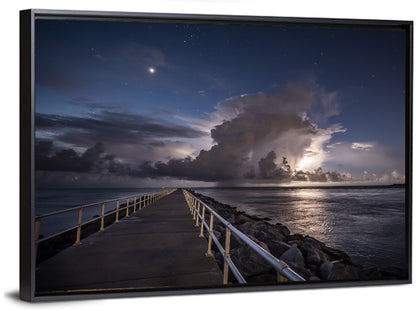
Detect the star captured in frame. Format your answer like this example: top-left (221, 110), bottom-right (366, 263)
top-left (148, 67), bottom-right (155, 74)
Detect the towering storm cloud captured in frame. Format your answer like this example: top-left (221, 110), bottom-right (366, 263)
top-left (136, 84), bottom-right (349, 182)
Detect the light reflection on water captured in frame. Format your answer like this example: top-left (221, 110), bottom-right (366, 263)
top-left (197, 187), bottom-right (406, 270)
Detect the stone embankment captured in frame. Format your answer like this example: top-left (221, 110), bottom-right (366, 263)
top-left (189, 190), bottom-right (407, 283)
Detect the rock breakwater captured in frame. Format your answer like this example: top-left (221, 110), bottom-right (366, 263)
top-left (189, 190), bottom-right (408, 283)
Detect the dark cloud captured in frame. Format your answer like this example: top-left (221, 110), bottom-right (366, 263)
top-left (36, 141), bottom-right (110, 173)
top-left (36, 111), bottom-right (206, 146)
top-left (258, 153), bottom-right (291, 181)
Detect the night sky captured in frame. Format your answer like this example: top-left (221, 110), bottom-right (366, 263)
top-left (35, 18), bottom-right (407, 187)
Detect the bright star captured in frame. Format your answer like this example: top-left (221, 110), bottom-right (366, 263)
top-left (148, 67), bottom-right (155, 74)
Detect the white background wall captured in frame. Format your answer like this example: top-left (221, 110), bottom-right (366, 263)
top-left (1, 0), bottom-right (414, 310)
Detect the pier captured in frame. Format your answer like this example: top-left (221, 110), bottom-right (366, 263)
top-left (35, 188), bottom-right (304, 295)
top-left (36, 189), bottom-right (223, 294)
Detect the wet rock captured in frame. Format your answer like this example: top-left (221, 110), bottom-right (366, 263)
top-left (274, 224), bottom-right (290, 237)
top-left (319, 261), bottom-right (334, 280)
top-left (235, 214), bottom-right (256, 224)
top-left (321, 245), bottom-right (354, 265)
top-left (230, 235), bottom-right (272, 278)
top-left (302, 236), bottom-right (326, 250)
top-left (280, 244), bottom-right (305, 267)
top-left (286, 234), bottom-right (304, 243)
top-left (219, 231), bottom-right (243, 250)
top-left (306, 248), bottom-right (327, 266)
top-left (345, 264), bottom-right (361, 279)
top-left (288, 240), bottom-right (303, 247)
top-left (212, 230), bottom-right (222, 240)
top-left (320, 260), bottom-right (361, 281)
top-left (267, 240), bottom-right (291, 258)
top-left (237, 222), bottom-right (285, 243)
top-left (327, 261), bottom-right (356, 280)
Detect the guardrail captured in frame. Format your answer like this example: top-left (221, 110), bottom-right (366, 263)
top-left (35, 189), bottom-right (176, 257)
top-left (182, 189), bottom-right (305, 284)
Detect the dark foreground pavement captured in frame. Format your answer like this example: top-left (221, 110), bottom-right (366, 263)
top-left (36, 189), bottom-right (223, 294)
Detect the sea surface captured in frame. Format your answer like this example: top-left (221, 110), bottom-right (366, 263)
top-left (35, 186), bottom-right (408, 271)
top-left (36, 188), bottom-right (163, 237)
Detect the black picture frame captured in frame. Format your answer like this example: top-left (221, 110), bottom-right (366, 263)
top-left (20, 9), bottom-right (413, 302)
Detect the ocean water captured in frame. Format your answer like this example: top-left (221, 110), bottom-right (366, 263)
top-left (35, 186), bottom-right (408, 271)
top-left (35, 188), bottom-right (163, 237)
top-left (197, 186), bottom-right (408, 271)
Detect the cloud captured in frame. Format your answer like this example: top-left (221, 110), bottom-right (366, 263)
top-left (133, 84), bottom-right (348, 182)
top-left (377, 170), bottom-right (406, 183)
top-left (324, 141), bottom-right (405, 180)
top-left (35, 110), bottom-right (209, 174)
top-left (36, 141), bottom-right (112, 173)
top-left (351, 142), bottom-right (374, 151)
top-left (36, 111), bottom-right (206, 146)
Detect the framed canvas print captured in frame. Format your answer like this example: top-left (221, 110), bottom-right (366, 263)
top-left (20, 9), bottom-right (412, 301)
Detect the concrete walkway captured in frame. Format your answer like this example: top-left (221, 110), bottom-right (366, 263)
top-left (36, 190), bottom-right (223, 294)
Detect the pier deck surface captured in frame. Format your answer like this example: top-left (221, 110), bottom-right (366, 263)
top-left (36, 190), bottom-right (223, 294)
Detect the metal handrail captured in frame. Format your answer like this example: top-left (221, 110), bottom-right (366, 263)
top-left (182, 189), bottom-right (305, 284)
top-left (35, 189), bottom-right (176, 257)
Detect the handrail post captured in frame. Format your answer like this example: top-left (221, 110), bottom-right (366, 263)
top-left (34, 218), bottom-right (41, 258)
top-left (277, 271), bottom-right (288, 283)
top-left (223, 227), bottom-right (231, 284)
top-left (206, 213), bottom-right (214, 256)
top-left (116, 200), bottom-right (120, 222)
top-left (133, 196), bottom-right (137, 213)
top-left (195, 201), bottom-right (200, 227)
top-left (74, 207), bottom-right (83, 245)
top-left (199, 205), bottom-right (205, 237)
top-left (100, 203), bottom-right (105, 231)
top-left (126, 198), bottom-right (130, 217)
top-left (139, 195), bottom-right (142, 210)
top-left (192, 198), bottom-right (197, 219)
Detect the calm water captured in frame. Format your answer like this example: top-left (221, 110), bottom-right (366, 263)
top-left (36, 186), bottom-right (408, 271)
top-left (36, 188), bottom-right (163, 236)
top-left (197, 187), bottom-right (407, 270)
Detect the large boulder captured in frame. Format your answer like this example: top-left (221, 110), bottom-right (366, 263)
top-left (301, 236), bottom-right (326, 250)
top-left (319, 261), bottom-right (334, 280)
top-left (320, 260), bottom-right (361, 281)
top-left (280, 244), bottom-right (305, 267)
top-left (230, 235), bottom-right (272, 278)
top-left (274, 223), bottom-right (291, 237)
top-left (285, 234), bottom-right (304, 243)
top-left (267, 240), bottom-right (291, 258)
top-left (306, 248), bottom-right (328, 266)
top-left (300, 239), bottom-right (328, 266)
top-left (237, 221), bottom-right (285, 243)
top-left (321, 245), bottom-right (354, 264)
